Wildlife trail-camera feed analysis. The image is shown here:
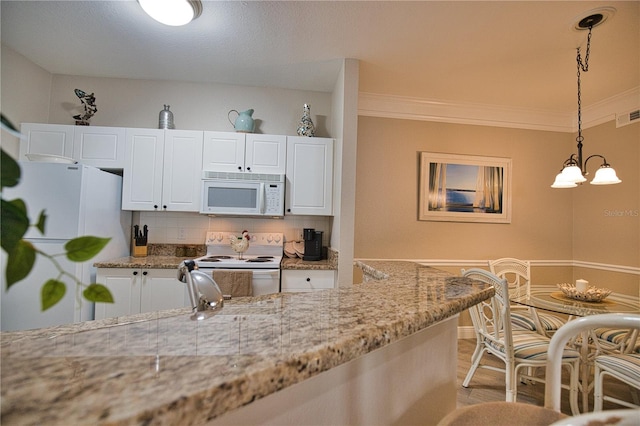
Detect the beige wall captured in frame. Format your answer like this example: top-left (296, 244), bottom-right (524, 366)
top-left (355, 116), bottom-right (575, 260)
top-left (0, 45), bottom-right (52, 157)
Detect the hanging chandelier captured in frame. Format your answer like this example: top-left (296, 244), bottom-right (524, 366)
top-left (551, 11), bottom-right (621, 188)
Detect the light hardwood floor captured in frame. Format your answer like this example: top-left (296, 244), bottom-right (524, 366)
top-left (456, 338), bottom-right (638, 415)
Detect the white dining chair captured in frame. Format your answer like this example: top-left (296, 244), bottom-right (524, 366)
top-left (440, 312), bottom-right (640, 426)
top-left (489, 257), bottom-right (567, 336)
top-left (460, 268), bottom-right (579, 413)
top-left (545, 313), bottom-right (640, 412)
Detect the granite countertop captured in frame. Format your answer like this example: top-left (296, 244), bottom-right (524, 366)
top-left (1, 260), bottom-right (493, 425)
top-left (95, 254), bottom-right (337, 271)
top-left (280, 256), bottom-right (335, 270)
top-left (94, 255), bottom-right (188, 269)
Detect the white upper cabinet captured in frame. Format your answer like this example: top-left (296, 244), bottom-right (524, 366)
top-left (122, 128), bottom-right (203, 212)
top-left (202, 131), bottom-right (286, 174)
top-left (161, 130), bottom-right (204, 211)
top-left (19, 123), bottom-right (75, 159)
top-left (73, 126), bottom-right (126, 168)
top-left (20, 123), bottom-right (125, 168)
top-left (285, 136), bottom-right (334, 216)
top-left (245, 134), bottom-right (287, 174)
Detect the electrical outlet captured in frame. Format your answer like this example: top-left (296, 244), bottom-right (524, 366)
top-left (177, 228), bottom-right (186, 240)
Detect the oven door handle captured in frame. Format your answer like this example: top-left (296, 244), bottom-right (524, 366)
top-left (251, 269), bottom-right (280, 277)
top-left (208, 269), bottom-right (279, 276)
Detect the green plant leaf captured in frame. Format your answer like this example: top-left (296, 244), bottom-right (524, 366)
top-left (83, 283), bottom-right (113, 303)
top-left (42, 279), bottom-right (66, 311)
top-left (35, 209), bottom-right (47, 234)
top-left (64, 236), bottom-right (111, 262)
top-left (0, 114), bottom-right (20, 133)
top-left (1, 147), bottom-right (21, 190)
top-left (0, 198), bottom-right (30, 254)
top-left (5, 239), bottom-right (36, 288)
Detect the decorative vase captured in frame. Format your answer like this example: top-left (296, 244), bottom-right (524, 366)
top-left (297, 104), bottom-right (315, 137)
top-left (158, 105), bottom-right (175, 129)
top-left (228, 109), bottom-right (255, 133)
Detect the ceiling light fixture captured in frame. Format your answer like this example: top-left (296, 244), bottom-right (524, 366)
top-left (551, 10), bottom-right (621, 188)
top-left (138, 0), bottom-right (202, 27)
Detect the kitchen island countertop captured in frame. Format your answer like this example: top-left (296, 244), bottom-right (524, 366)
top-left (1, 260), bottom-right (493, 425)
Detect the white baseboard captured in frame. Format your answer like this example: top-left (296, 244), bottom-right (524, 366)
top-left (457, 326), bottom-right (476, 340)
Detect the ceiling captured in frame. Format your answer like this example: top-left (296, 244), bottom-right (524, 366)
top-left (2, 1), bottom-right (639, 114)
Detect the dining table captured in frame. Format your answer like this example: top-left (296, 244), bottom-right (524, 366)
top-left (510, 285), bottom-right (640, 412)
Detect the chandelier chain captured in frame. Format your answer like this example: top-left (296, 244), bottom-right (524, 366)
top-left (575, 25), bottom-right (593, 145)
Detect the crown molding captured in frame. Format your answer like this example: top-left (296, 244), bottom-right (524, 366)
top-left (581, 86), bottom-right (640, 130)
top-left (358, 87), bottom-right (640, 133)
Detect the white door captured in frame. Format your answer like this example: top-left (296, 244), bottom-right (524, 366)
top-left (122, 128), bottom-right (165, 210)
top-left (0, 242), bottom-right (78, 331)
top-left (140, 269), bottom-right (189, 313)
top-left (73, 126), bottom-right (126, 169)
top-left (94, 269), bottom-right (142, 320)
top-left (245, 134), bottom-right (287, 174)
top-left (202, 131), bottom-right (245, 172)
top-left (162, 130), bottom-right (203, 212)
top-left (286, 137), bottom-right (334, 215)
top-left (19, 123), bottom-right (74, 160)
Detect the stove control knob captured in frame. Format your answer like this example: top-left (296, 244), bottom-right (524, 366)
top-left (267, 234), bottom-right (273, 242)
top-left (274, 235), bottom-right (281, 243)
top-left (216, 233), bottom-right (223, 241)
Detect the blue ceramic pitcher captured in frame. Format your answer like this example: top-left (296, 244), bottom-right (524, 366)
top-left (228, 109), bottom-right (255, 133)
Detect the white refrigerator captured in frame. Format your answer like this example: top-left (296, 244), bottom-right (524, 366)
top-left (1, 161), bottom-right (131, 331)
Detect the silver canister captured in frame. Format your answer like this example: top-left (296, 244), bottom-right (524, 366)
top-left (159, 105), bottom-right (175, 129)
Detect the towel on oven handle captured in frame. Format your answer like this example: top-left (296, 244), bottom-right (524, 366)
top-left (212, 270), bottom-right (253, 297)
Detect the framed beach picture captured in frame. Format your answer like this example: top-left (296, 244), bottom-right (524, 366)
top-left (419, 152), bottom-right (512, 223)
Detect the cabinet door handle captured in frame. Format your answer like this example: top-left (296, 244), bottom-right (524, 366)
top-left (237, 166), bottom-right (242, 171)
top-left (142, 271), bottom-right (148, 276)
top-left (153, 205), bottom-right (159, 209)
top-left (162, 205), bottom-right (167, 210)
top-left (246, 167), bottom-right (251, 172)
top-left (306, 277), bottom-right (311, 282)
top-left (133, 271), bottom-right (138, 276)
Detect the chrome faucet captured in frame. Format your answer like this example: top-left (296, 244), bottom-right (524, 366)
top-left (177, 260), bottom-right (224, 320)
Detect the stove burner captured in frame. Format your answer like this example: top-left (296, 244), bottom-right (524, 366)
top-left (257, 256), bottom-right (274, 259)
top-left (206, 255), bottom-right (233, 260)
top-left (199, 258), bottom-right (221, 262)
top-left (245, 258), bottom-right (273, 263)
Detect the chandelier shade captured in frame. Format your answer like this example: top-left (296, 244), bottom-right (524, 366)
top-left (590, 165), bottom-right (622, 185)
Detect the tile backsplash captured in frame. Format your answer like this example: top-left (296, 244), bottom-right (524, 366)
top-left (135, 211), bottom-right (332, 247)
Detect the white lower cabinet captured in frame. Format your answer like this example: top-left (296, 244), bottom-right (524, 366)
top-left (95, 268), bottom-right (190, 320)
top-left (281, 269), bottom-right (336, 292)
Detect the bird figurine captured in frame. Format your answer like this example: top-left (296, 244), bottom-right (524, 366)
top-left (229, 230), bottom-right (250, 259)
top-left (72, 88), bottom-right (97, 125)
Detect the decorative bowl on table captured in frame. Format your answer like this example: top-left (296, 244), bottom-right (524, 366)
top-left (557, 283), bottom-right (612, 302)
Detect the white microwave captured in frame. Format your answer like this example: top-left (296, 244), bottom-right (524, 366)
top-left (200, 171), bottom-right (285, 217)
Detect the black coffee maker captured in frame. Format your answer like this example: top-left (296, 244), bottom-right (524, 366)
top-left (303, 228), bottom-right (323, 261)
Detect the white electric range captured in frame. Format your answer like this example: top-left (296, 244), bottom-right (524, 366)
top-left (194, 231), bottom-right (283, 295)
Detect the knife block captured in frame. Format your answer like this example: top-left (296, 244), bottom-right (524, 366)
top-left (132, 242), bottom-right (147, 258)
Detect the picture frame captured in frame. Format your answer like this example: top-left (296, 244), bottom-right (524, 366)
top-left (419, 152), bottom-right (512, 223)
